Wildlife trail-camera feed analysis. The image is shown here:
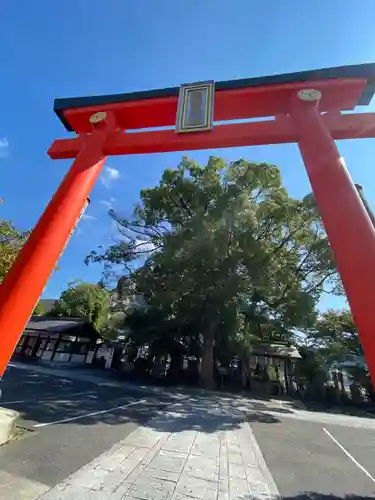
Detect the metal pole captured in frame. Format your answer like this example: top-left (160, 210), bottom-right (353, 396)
top-left (355, 184), bottom-right (375, 229)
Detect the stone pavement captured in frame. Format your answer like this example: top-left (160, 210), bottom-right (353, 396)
top-left (37, 396), bottom-right (280, 500)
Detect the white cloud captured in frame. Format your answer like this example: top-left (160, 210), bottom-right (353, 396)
top-left (81, 214), bottom-right (97, 221)
top-left (135, 239), bottom-right (156, 253)
top-left (99, 197), bottom-right (116, 210)
top-left (100, 167), bottom-right (120, 188)
top-left (107, 167), bottom-right (120, 181)
top-left (99, 200), bottom-right (111, 209)
top-left (0, 138), bottom-right (9, 159)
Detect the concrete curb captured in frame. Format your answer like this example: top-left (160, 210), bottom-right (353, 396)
top-left (0, 407), bottom-right (19, 445)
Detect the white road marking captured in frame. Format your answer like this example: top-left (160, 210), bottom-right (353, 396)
top-left (2, 391), bottom-right (95, 404)
top-left (323, 427), bottom-right (375, 483)
top-left (34, 399), bottom-right (146, 427)
top-left (1, 400), bottom-right (25, 404)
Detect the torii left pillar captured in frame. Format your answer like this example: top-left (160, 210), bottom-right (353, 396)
top-left (0, 111), bottom-right (115, 376)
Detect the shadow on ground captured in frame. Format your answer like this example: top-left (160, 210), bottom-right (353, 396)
top-left (246, 411), bottom-right (281, 424)
top-left (1, 369), bottom-right (250, 433)
top-left (12, 394), bottom-right (256, 433)
top-left (2, 366), bottom-right (374, 436)
top-left (141, 396), bottom-right (248, 433)
top-left (0, 366), bottom-right (283, 433)
top-left (1, 388), bottom-right (284, 434)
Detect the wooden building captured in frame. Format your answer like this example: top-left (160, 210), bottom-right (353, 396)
top-left (14, 316), bottom-right (101, 364)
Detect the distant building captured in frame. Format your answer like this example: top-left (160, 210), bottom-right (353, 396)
top-left (109, 292), bottom-right (148, 315)
top-left (111, 277), bottom-right (148, 313)
top-left (14, 316), bottom-right (102, 365)
top-left (39, 298), bottom-right (58, 314)
top-left (107, 279), bottom-right (148, 341)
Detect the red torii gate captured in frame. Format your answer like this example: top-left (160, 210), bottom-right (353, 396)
top-left (1, 63), bottom-right (375, 383)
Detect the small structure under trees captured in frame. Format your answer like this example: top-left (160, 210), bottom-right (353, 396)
top-left (14, 316), bottom-right (101, 364)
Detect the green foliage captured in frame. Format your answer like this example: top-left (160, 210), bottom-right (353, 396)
top-left (100, 311), bottom-right (126, 342)
top-left (309, 309), bottom-right (361, 356)
top-left (32, 301), bottom-right (45, 316)
top-left (88, 156), bottom-right (341, 387)
top-left (0, 220), bottom-right (29, 282)
top-left (294, 345), bottom-right (326, 384)
top-left (298, 310), bottom-right (369, 391)
top-left (308, 309), bottom-right (361, 362)
top-left (48, 281), bottom-right (109, 333)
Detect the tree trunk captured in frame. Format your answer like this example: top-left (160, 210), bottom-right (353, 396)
top-left (200, 324), bottom-right (215, 389)
top-left (167, 352), bottom-right (182, 384)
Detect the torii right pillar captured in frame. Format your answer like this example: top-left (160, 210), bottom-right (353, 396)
top-left (290, 88), bottom-right (375, 383)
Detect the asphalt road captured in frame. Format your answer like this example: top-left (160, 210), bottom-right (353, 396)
top-left (0, 366), bottom-right (169, 489)
top-left (2, 365), bottom-right (375, 500)
top-left (251, 411), bottom-right (375, 499)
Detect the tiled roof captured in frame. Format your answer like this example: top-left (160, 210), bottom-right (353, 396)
top-left (25, 316), bottom-right (88, 333)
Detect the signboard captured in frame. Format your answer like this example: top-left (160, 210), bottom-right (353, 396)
top-left (262, 331), bottom-right (287, 342)
top-left (176, 81), bottom-right (214, 133)
top-left (260, 325), bottom-right (287, 342)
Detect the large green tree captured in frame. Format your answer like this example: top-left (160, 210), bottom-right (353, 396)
top-left (88, 157), bottom-right (340, 387)
top-left (48, 281), bottom-right (110, 333)
top-left (0, 220), bottom-right (29, 282)
top-left (0, 219), bottom-right (58, 318)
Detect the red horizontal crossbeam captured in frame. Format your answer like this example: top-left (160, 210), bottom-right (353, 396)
top-left (48, 113), bottom-right (375, 160)
top-left (60, 78), bottom-right (366, 134)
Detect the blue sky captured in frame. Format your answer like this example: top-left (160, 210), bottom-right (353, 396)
top-left (1, 1), bottom-right (375, 311)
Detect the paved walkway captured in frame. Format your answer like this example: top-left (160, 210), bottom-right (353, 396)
top-left (37, 396), bottom-right (279, 500)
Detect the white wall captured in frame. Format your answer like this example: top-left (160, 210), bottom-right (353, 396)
top-left (53, 353), bottom-right (70, 363)
top-left (70, 354), bottom-right (86, 363)
top-left (86, 351), bottom-right (95, 364)
top-left (41, 351), bottom-right (53, 361)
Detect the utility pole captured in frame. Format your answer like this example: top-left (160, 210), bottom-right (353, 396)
top-left (355, 184), bottom-right (375, 229)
